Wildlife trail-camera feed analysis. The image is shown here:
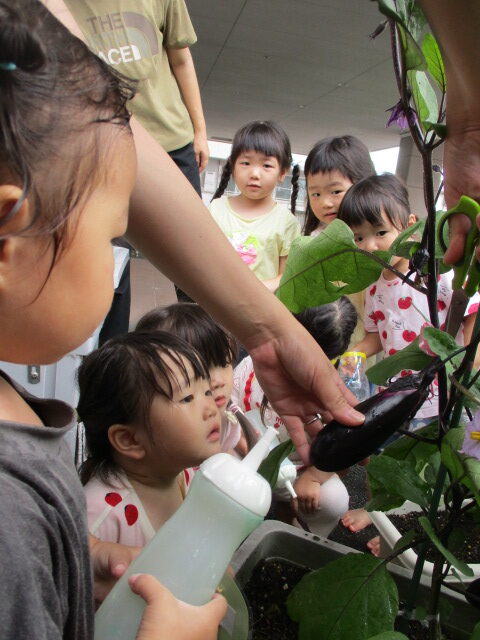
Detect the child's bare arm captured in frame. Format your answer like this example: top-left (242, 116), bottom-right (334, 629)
top-left (262, 256), bottom-right (288, 293)
top-left (352, 331), bottom-right (382, 358)
top-left (294, 466), bottom-right (333, 514)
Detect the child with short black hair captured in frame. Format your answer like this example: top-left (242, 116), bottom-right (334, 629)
top-left (299, 134), bottom-right (375, 236)
top-left (78, 331), bottom-right (222, 547)
top-left (136, 303), bottom-right (243, 454)
top-left (292, 134), bottom-right (377, 371)
top-left (338, 173), bottom-right (480, 545)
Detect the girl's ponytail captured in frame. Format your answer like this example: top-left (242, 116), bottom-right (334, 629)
top-left (211, 158), bottom-right (232, 201)
top-left (290, 163), bottom-right (300, 214)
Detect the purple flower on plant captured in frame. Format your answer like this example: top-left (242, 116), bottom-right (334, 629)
top-left (385, 100), bottom-right (412, 131)
top-left (461, 411), bottom-right (480, 460)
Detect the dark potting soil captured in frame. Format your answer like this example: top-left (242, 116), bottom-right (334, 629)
top-left (243, 557), bottom-right (454, 640)
top-left (242, 558), bottom-right (308, 640)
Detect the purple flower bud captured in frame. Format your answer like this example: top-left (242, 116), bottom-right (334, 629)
top-left (385, 100), bottom-right (411, 131)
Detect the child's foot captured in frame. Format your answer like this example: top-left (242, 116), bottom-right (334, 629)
top-left (367, 535), bottom-right (380, 557)
top-left (341, 508), bottom-right (373, 532)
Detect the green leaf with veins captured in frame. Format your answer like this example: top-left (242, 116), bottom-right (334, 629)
top-left (367, 455), bottom-right (430, 508)
top-left (276, 220), bottom-right (389, 312)
top-left (422, 33), bottom-right (446, 92)
top-left (418, 516), bottom-right (473, 576)
top-left (258, 439), bottom-right (294, 488)
top-left (408, 70), bottom-right (438, 134)
top-left (366, 338), bottom-right (433, 386)
top-left (287, 553), bottom-right (398, 640)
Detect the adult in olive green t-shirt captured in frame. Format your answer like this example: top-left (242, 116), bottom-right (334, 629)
top-left (65, 0), bottom-right (208, 194)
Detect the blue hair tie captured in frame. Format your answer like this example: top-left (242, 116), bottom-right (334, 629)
top-left (0, 62), bottom-right (17, 71)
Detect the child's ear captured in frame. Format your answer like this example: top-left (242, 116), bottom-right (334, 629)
top-left (408, 213), bottom-right (418, 227)
top-left (278, 170), bottom-right (287, 184)
top-left (0, 185), bottom-right (31, 266)
top-left (108, 424), bottom-right (146, 460)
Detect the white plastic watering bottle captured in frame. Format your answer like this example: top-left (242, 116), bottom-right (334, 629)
top-left (94, 427), bottom-right (277, 640)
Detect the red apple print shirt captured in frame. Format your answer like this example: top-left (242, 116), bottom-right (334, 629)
top-left (84, 469), bottom-right (190, 546)
top-left (364, 270), bottom-right (480, 419)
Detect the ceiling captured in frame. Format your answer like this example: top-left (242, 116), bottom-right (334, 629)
top-left (187, 0), bottom-right (403, 156)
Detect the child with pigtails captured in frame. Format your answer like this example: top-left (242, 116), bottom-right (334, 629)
top-left (210, 120), bottom-right (301, 293)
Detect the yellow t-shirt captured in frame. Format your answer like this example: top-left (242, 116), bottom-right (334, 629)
top-left (65, 0), bottom-right (196, 152)
top-left (210, 196), bottom-right (301, 281)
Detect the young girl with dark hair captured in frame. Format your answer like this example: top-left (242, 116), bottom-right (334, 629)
top-left (136, 303), bottom-right (243, 454)
top-left (210, 120), bottom-right (301, 292)
top-left (232, 297), bottom-right (358, 537)
top-left (292, 135), bottom-right (377, 374)
top-left (299, 134), bottom-right (375, 236)
top-left (0, 1), bottom-right (227, 636)
top-left (338, 173), bottom-right (480, 550)
top-left (78, 331), bottom-right (222, 547)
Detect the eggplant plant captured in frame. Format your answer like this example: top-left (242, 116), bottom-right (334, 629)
top-left (275, 2), bottom-right (480, 638)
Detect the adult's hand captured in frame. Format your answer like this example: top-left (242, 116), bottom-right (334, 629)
top-left (442, 126), bottom-right (480, 265)
top-left (248, 327), bottom-right (363, 465)
top-left (129, 574), bottom-right (227, 640)
top-left (193, 131), bottom-right (209, 172)
top-left (89, 534), bottom-right (141, 606)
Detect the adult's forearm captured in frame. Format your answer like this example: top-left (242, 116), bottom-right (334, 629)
top-left (127, 120), bottom-right (291, 348)
top-left (168, 48), bottom-right (207, 136)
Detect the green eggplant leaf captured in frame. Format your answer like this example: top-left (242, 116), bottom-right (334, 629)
top-left (287, 553), bottom-right (398, 640)
top-left (418, 516), bottom-right (473, 576)
top-left (398, 24), bottom-right (427, 72)
top-left (380, 422), bottom-right (439, 471)
top-left (441, 429), bottom-right (480, 505)
top-left (388, 219), bottom-right (424, 256)
top-left (366, 492), bottom-right (406, 513)
top-left (425, 121), bottom-right (447, 140)
top-left (422, 33), bottom-right (446, 92)
top-left (407, 70), bottom-right (438, 133)
top-left (277, 220), bottom-right (388, 312)
top-left (258, 439), bottom-right (295, 488)
top-left (469, 621), bottom-right (480, 640)
top-left (366, 338), bottom-right (433, 386)
top-left (367, 455), bottom-right (430, 508)
top-left (375, 1), bottom-right (426, 70)
top-left (368, 634), bottom-right (409, 640)
top-left (421, 327), bottom-right (458, 360)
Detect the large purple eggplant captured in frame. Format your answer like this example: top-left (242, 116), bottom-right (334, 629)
top-left (310, 365), bottom-right (437, 472)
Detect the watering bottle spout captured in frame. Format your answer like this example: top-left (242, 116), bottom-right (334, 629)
top-left (241, 426), bottom-right (278, 471)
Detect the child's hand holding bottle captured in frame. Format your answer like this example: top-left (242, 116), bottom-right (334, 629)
top-left (129, 574), bottom-right (227, 640)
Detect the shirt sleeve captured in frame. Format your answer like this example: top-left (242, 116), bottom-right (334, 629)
top-left (232, 357), bottom-right (253, 409)
top-left (163, 0), bottom-right (197, 48)
top-left (0, 480), bottom-right (80, 640)
top-left (279, 214), bottom-right (301, 257)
